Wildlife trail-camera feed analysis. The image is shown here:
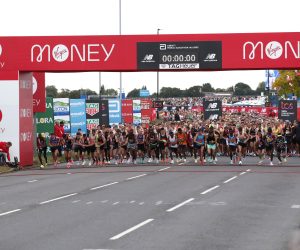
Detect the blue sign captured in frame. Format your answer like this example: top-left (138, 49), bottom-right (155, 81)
top-left (109, 99), bottom-right (121, 125)
top-left (140, 89), bottom-right (150, 97)
top-left (70, 99), bottom-right (87, 136)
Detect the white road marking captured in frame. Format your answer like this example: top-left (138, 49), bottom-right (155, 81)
top-left (112, 202), bottom-right (120, 205)
top-left (166, 198), bottom-right (195, 212)
top-left (223, 176), bottom-right (237, 184)
top-left (155, 201), bottom-right (163, 205)
top-left (201, 185), bottom-right (220, 195)
top-left (291, 205), bottom-right (300, 209)
top-left (110, 219), bottom-right (154, 240)
top-left (246, 169), bottom-right (251, 172)
top-left (0, 209), bottom-right (21, 217)
top-left (130, 201), bottom-right (136, 204)
top-left (158, 167), bottom-right (170, 172)
top-left (139, 202), bottom-right (145, 205)
top-left (240, 172), bottom-right (247, 175)
top-left (90, 182), bottom-right (119, 190)
top-left (210, 202), bottom-right (226, 206)
top-left (67, 173), bottom-right (72, 175)
top-left (126, 174), bottom-right (147, 180)
top-left (40, 193), bottom-right (78, 205)
top-left (86, 201), bottom-right (93, 205)
top-left (72, 200), bottom-right (81, 203)
top-left (27, 180), bottom-right (38, 183)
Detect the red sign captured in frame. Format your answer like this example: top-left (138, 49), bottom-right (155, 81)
top-left (19, 72), bottom-right (33, 167)
top-left (122, 99), bottom-right (133, 124)
top-left (32, 72), bottom-right (46, 113)
top-left (0, 33), bottom-right (300, 72)
top-left (140, 99), bottom-right (152, 110)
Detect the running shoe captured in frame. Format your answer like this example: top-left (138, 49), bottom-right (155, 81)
top-left (170, 160), bottom-right (174, 164)
top-left (270, 161), bottom-right (274, 166)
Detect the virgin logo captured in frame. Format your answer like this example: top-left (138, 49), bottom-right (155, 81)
top-left (0, 44), bottom-right (4, 69)
top-left (52, 44), bottom-right (69, 62)
top-left (0, 109), bottom-right (2, 122)
top-left (0, 44), bottom-right (2, 57)
top-left (31, 43), bottom-right (115, 63)
top-left (265, 41), bottom-right (282, 59)
top-left (32, 76), bottom-right (38, 95)
top-left (243, 41), bottom-right (300, 60)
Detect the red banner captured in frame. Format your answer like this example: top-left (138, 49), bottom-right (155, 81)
top-left (0, 32), bottom-right (300, 72)
top-left (33, 72), bottom-right (46, 113)
top-left (140, 99), bottom-right (152, 110)
top-left (122, 99), bottom-right (133, 124)
top-left (19, 72), bottom-right (33, 166)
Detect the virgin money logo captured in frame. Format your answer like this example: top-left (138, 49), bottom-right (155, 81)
top-left (0, 109), bottom-right (2, 122)
top-left (0, 44), bottom-right (2, 57)
top-left (52, 44), bottom-right (69, 62)
top-left (265, 41), bottom-right (282, 59)
top-left (243, 41), bottom-right (300, 60)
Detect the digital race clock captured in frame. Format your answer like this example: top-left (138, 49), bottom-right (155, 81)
top-left (137, 41), bottom-right (222, 70)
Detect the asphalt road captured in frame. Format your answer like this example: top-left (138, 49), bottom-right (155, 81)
top-left (1, 157), bottom-right (300, 250)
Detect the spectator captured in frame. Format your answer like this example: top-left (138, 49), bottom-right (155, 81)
top-left (0, 141), bottom-right (12, 164)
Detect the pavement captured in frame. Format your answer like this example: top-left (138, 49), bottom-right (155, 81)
top-left (0, 156), bottom-right (300, 250)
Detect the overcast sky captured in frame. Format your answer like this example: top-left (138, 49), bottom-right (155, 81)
top-left (1, 0), bottom-right (299, 95)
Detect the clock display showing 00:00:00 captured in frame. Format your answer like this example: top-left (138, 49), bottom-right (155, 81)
top-left (160, 53), bottom-right (198, 63)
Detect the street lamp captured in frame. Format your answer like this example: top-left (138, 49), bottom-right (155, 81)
top-left (156, 28), bottom-right (161, 119)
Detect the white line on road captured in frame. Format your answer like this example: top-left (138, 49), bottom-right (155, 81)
top-left (27, 180), bottom-right (38, 183)
top-left (155, 201), bottom-right (163, 205)
top-left (72, 200), bottom-right (81, 203)
top-left (223, 176), bottom-right (238, 184)
top-left (67, 173), bottom-right (72, 175)
top-left (86, 201), bottom-right (93, 205)
top-left (112, 202), bottom-right (120, 205)
top-left (110, 219), bottom-right (154, 240)
top-left (158, 167), bottom-right (170, 172)
top-left (246, 169), bottom-right (251, 172)
top-left (126, 174), bottom-right (147, 180)
top-left (291, 205), bottom-right (300, 209)
top-left (0, 209), bottom-right (21, 217)
top-left (40, 193), bottom-right (78, 205)
top-left (139, 202), bottom-right (145, 205)
top-left (130, 201), bottom-right (136, 204)
top-left (240, 172), bottom-right (247, 175)
top-left (166, 198), bottom-right (195, 212)
top-left (90, 182), bottom-right (119, 191)
top-left (201, 185), bottom-right (220, 195)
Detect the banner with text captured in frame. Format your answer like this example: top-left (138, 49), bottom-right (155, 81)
top-left (203, 100), bottom-right (222, 120)
top-left (109, 99), bottom-right (121, 125)
top-left (278, 100), bottom-right (297, 122)
top-left (36, 97), bottom-right (54, 135)
top-left (53, 98), bottom-right (70, 133)
top-left (122, 99), bottom-right (133, 124)
top-left (70, 99), bottom-right (86, 136)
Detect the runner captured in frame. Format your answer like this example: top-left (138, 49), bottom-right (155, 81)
top-left (49, 133), bottom-right (60, 167)
top-left (36, 133), bottom-right (48, 169)
top-left (206, 126), bottom-right (217, 164)
top-left (227, 128), bottom-right (238, 165)
top-left (193, 128), bottom-right (205, 165)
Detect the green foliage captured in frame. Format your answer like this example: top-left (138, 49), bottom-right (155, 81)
top-left (233, 82), bottom-right (255, 96)
top-left (126, 88), bottom-right (140, 98)
top-left (273, 70), bottom-right (300, 97)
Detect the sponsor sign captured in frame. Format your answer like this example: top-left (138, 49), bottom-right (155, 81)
top-left (141, 99), bottom-right (152, 110)
top-left (36, 97), bottom-right (54, 135)
top-left (53, 98), bottom-right (70, 133)
top-left (32, 72), bottom-right (46, 113)
top-left (109, 99), bottom-right (121, 125)
top-left (70, 99), bottom-right (86, 136)
top-left (133, 99), bottom-right (141, 113)
top-left (133, 112), bottom-right (142, 125)
top-left (86, 102), bottom-right (99, 116)
top-left (100, 100), bottom-right (109, 126)
top-left (53, 98), bottom-right (70, 116)
top-left (122, 99), bottom-right (133, 123)
top-left (278, 100), bottom-right (297, 122)
top-left (86, 119), bottom-right (99, 131)
top-left (137, 41), bottom-right (222, 70)
top-left (203, 100), bottom-right (222, 120)
top-left (139, 89), bottom-right (150, 97)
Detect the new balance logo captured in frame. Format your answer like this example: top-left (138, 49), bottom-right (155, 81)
top-left (206, 53), bottom-right (216, 60)
top-left (143, 54), bottom-right (154, 61)
top-left (207, 103), bottom-right (218, 109)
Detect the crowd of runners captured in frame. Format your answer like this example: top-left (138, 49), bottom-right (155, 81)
top-left (36, 112), bottom-right (300, 169)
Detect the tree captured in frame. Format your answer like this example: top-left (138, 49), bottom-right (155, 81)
top-left (127, 88), bottom-right (140, 98)
top-left (46, 85), bottom-right (58, 97)
top-left (255, 81), bottom-right (266, 95)
top-left (202, 83), bottom-right (215, 92)
top-left (159, 87), bottom-right (183, 98)
top-left (184, 86), bottom-right (204, 97)
top-left (273, 70), bottom-right (300, 97)
top-left (233, 82), bottom-right (255, 96)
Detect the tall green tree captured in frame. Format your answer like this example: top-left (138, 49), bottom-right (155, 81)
top-left (160, 87), bottom-right (183, 98)
top-left (273, 70), bottom-right (300, 97)
top-left (202, 83), bottom-right (215, 92)
top-left (127, 88), bottom-right (140, 98)
top-left (233, 82), bottom-right (255, 96)
top-left (46, 85), bottom-right (58, 97)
